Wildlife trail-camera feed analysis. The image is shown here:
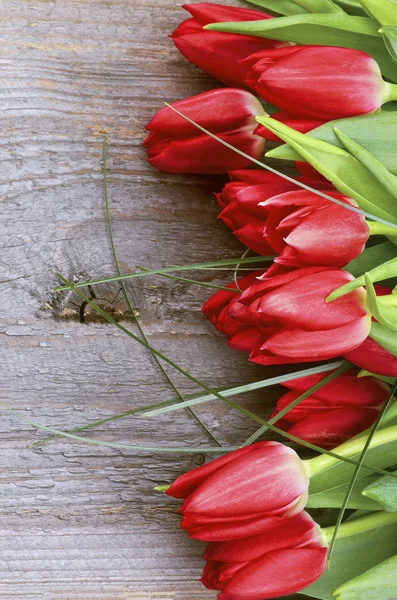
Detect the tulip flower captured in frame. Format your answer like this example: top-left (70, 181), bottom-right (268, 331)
top-left (270, 369), bottom-right (389, 449)
top-left (344, 336), bottom-right (397, 376)
top-left (144, 88), bottom-right (266, 174)
top-left (170, 4), bottom-right (284, 88)
top-left (242, 46), bottom-right (397, 120)
top-left (166, 441), bottom-right (310, 541)
top-left (217, 176), bottom-right (369, 265)
top-left (204, 267), bottom-right (372, 366)
top-left (201, 511), bottom-right (327, 598)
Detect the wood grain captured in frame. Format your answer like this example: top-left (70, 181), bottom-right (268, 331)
top-left (0, 0), bottom-right (298, 598)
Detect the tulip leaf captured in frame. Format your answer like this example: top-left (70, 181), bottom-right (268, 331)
top-left (204, 14), bottom-right (397, 82)
top-left (292, 0), bottom-right (347, 14)
top-left (369, 321), bottom-right (397, 357)
top-left (362, 474), bottom-right (397, 511)
top-left (345, 241), bottom-right (397, 278)
top-left (359, 0), bottom-right (397, 26)
top-left (365, 273), bottom-right (397, 331)
top-left (380, 25), bottom-right (397, 62)
top-left (258, 116), bottom-right (397, 224)
top-left (327, 256), bottom-right (397, 301)
top-left (307, 425), bottom-right (397, 495)
top-left (302, 512), bottom-right (397, 599)
top-left (332, 0), bottom-right (367, 16)
top-left (306, 474), bottom-right (382, 510)
top-left (267, 112), bottom-right (397, 176)
top-left (333, 554), bottom-right (397, 599)
top-left (244, 0), bottom-right (309, 14)
top-left (334, 127), bottom-right (397, 202)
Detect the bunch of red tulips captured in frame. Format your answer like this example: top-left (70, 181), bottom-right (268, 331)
top-left (144, 2), bottom-right (397, 598)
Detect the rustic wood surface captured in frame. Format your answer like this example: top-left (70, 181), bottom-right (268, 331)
top-left (0, 1), bottom-right (299, 598)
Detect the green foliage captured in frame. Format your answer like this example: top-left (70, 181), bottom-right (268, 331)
top-left (380, 25), bottom-right (397, 61)
top-left (345, 242), bottom-right (397, 278)
top-left (267, 112), bottom-right (397, 176)
top-left (303, 513), bottom-right (397, 599)
top-left (363, 474), bottom-right (397, 511)
top-left (333, 554), bottom-right (397, 599)
top-left (259, 116), bottom-right (397, 224)
top-left (360, 0), bottom-right (397, 26)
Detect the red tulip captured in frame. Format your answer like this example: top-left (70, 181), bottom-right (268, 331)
top-left (242, 46), bottom-right (395, 120)
top-left (144, 88), bottom-right (266, 174)
top-left (166, 441), bottom-right (310, 541)
top-left (204, 267), bottom-right (372, 366)
top-left (242, 268), bottom-right (371, 366)
top-left (216, 174), bottom-right (368, 265)
top-left (254, 111), bottom-right (326, 142)
top-left (170, 4), bottom-right (283, 88)
top-left (201, 511), bottom-right (327, 598)
top-left (270, 369), bottom-right (389, 449)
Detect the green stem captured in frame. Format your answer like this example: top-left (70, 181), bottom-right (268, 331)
top-left (323, 511), bottom-right (397, 545)
top-left (384, 82), bottom-right (397, 104)
top-left (367, 220), bottom-right (397, 237)
top-left (306, 424), bottom-right (397, 478)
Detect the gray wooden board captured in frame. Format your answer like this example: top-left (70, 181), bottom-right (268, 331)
top-left (0, 0), bottom-right (300, 598)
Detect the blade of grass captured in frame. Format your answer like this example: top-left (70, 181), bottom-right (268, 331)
top-left (53, 256), bottom-right (273, 292)
top-left (143, 362), bottom-right (345, 417)
top-left (163, 103), bottom-right (397, 232)
top-left (54, 273), bottom-right (397, 475)
top-left (241, 361), bottom-right (351, 446)
top-left (326, 378), bottom-right (397, 562)
top-left (233, 248), bottom-right (250, 291)
top-left (32, 365), bottom-right (342, 447)
top-left (6, 405), bottom-right (237, 454)
top-left (102, 137), bottom-right (221, 447)
top-left (135, 265), bottom-right (237, 292)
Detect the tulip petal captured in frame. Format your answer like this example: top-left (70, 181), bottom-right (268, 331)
top-left (182, 513), bottom-right (289, 542)
top-left (219, 547), bottom-right (327, 600)
top-left (257, 271), bottom-right (368, 331)
top-left (182, 443), bottom-right (309, 517)
top-left (344, 335), bottom-right (397, 376)
top-left (287, 408), bottom-right (380, 449)
top-left (264, 316), bottom-right (371, 359)
top-left (166, 443), bottom-right (263, 499)
top-left (204, 511), bottom-right (318, 563)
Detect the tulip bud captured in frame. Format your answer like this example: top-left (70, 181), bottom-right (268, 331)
top-left (270, 369), bottom-right (389, 449)
top-left (201, 511), bottom-right (327, 599)
top-left (242, 46), bottom-right (397, 121)
top-left (254, 110), bottom-right (326, 142)
top-left (170, 4), bottom-right (283, 88)
top-left (166, 441), bottom-right (310, 541)
top-left (144, 88), bottom-right (266, 174)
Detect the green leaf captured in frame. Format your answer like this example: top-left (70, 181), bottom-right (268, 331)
top-left (380, 25), bottom-right (397, 61)
top-left (334, 127), bottom-right (397, 202)
top-left (292, 0), bottom-right (347, 14)
top-left (327, 256), bottom-right (397, 301)
top-left (306, 474), bottom-right (383, 510)
top-left (258, 116), bottom-right (397, 224)
top-left (345, 242), bottom-right (397, 278)
top-left (267, 112), bottom-right (397, 177)
top-left (333, 554), bottom-right (397, 599)
top-left (307, 425), bottom-right (397, 494)
top-left (244, 0), bottom-right (309, 14)
top-left (332, 0), bottom-right (367, 16)
top-left (360, 0), bottom-right (397, 26)
top-left (204, 14), bottom-right (397, 82)
top-left (365, 273), bottom-right (397, 331)
top-left (363, 474), bottom-right (397, 511)
top-left (370, 321), bottom-right (397, 357)
top-left (303, 512), bottom-right (397, 599)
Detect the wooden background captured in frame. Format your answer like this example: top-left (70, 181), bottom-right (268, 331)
top-left (0, 0), bottom-right (297, 598)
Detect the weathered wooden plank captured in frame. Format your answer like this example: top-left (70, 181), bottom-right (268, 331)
top-left (0, 0), bottom-right (301, 598)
